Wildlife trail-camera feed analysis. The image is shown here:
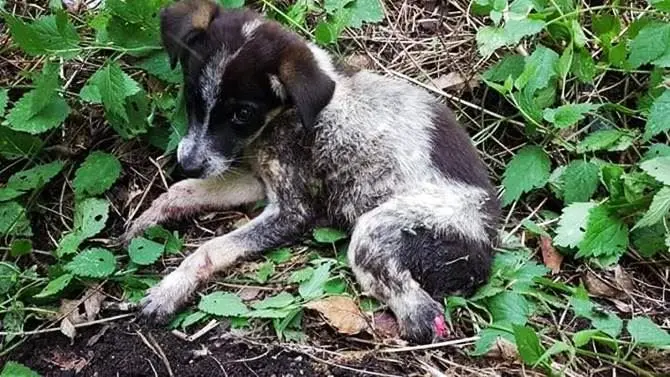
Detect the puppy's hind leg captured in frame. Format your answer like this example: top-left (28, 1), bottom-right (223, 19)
top-left (123, 172), bottom-right (264, 243)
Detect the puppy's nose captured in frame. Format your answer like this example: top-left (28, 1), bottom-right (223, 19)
top-left (180, 159), bottom-right (204, 178)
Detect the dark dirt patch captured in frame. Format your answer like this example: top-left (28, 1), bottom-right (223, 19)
top-left (1, 320), bottom-right (410, 377)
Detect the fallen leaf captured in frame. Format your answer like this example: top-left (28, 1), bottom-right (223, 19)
top-left (238, 287), bottom-right (261, 301)
top-left (486, 337), bottom-right (519, 362)
top-left (59, 299), bottom-right (84, 324)
top-left (613, 265), bottom-right (635, 293)
top-left (305, 296), bottom-right (370, 335)
top-left (83, 289), bottom-right (105, 321)
top-left (60, 317), bottom-right (77, 341)
top-left (44, 351), bottom-right (88, 372)
top-left (583, 271), bottom-right (624, 299)
top-left (540, 235), bottom-right (563, 274)
top-left (431, 72), bottom-right (479, 91)
top-left (344, 54), bottom-right (373, 70)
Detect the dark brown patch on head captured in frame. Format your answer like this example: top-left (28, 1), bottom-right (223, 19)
top-left (160, 0), bottom-right (219, 68)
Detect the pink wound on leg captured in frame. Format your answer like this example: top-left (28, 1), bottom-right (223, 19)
top-left (433, 315), bottom-right (448, 338)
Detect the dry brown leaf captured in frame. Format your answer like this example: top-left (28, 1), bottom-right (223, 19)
top-left (540, 235), bottom-right (563, 274)
top-left (614, 265), bottom-right (635, 292)
top-left (59, 299), bottom-right (84, 324)
top-left (344, 54), bottom-right (373, 70)
top-left (238, 287), bottom-right (261, 301)
top-left (485, 337), bottom-right (519, 362)
top-left (305, 296), bottom-right (370, 335)
top-left (45, 351), bottom-right (89, 373)
top-left (583, 271), bottom-right (624, 299)
top-left (83, 289), bottom-right (105, 321)
top-left (431, 72), bottom-right (480, 91)
top-left (60, 317), bottom-right (77, 340)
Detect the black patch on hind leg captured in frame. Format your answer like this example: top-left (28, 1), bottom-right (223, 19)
top-left (398, 227), bottom-right (493, 299)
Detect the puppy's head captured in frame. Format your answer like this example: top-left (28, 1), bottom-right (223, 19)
top-left (160, 0), bottom-right (335, 178)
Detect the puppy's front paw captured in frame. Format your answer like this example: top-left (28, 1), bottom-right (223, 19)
top-left (398, 300), bottom-right (449, 344)
top-left (140, 269), bottom-right (198, 323)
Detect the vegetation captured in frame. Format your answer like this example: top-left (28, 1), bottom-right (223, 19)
top-left (0, 0), bottom-right (669, 375)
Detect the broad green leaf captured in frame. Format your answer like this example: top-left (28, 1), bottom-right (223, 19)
top-left (0, 201), bottom-right (32, 236)
top-left (105, 90), bottom-right (151, 139)
top-left (0, 361), bottom-right (40, 377)
top-left (35, 273), bottom-right (73, 298)
top-left (502, 145), bottom-right (551, 205)
top-left (313, 227), bottom-right (348, 243)
top-left (570, 20), bottom-right (587, 47)
top-left (628, 23), bottom-right (670, 68)
top-left (483, 55), bottom-right (526, 82)
top-left (65, 248), bottom-right (116, 278)
top-left (571, 48), bottom-right (596, 83)
top-left (640, 156), bottom-right (670, 185)
top-left (0, 263), bottom-right (20, 295)
top-left (5, 92), bottom-right (70, 134)
top-left (181, 311), bottom-right (208, 328)
top-left (80, 63), bottom-right (141, 122)
top-left (627, 317), bottom-right (670, 347)
top-left (572, 329), bottom-right (603, 347)
top-left (645, 90), bottom-right (670, 139)
top-left (577, 129), bottom-right (632, 153)
top-left (31, 62), bottom-right (61, 114)
top-left (128, 237), bottom-right (165, 265)
top-left (515, 46), bottom-right (559, 94)
top-left (476, 26), bottom-right (508, 57)
top-left (477, 19), bottom-right (545, 57)
top-left (315, 22), bottom-right (338, 45)
top-left (266, 248), bottom-right (292, 264)
top-left (198, 292), bottom-right (250, 316)
top-left (488, 291), bottom-right (531, 325)
top-left (348, 0), bottom-right (384, 28)
top-left (645, 144), bottom-right (670, 160)
top-left (74, 197), bottom-right (110, 239)
top-left (299, 262), bottom-right (332, 299)
top-left (471, 326), bottom-right (515, 356)
top-left (570, 287), bottom-right (623, 338)
top-left (324, 0), bottom-right (352, 13)
top-left (635, 187), bottom-right (670, 229)
top-left (0, 161), bottom-right (64, 201)
top-left (513, 325), bottom-right (544, 365)
top-left (543, 103), bottom-right (600, 128)
top-left (5, 12), bottom-right (80, 58)
top-left (578, 205), bottom-right (629, 258)
top-left (144, 225), bottom-right (183, 254)
top-left (247, 308), bottom-right (296, 318)
top-left (72, 151), bottom-right (122, 197)
top-left (0, 89), bottom-right (8, 118)
top-left (561, 161), bottom-right (600, 203)
top-left (650, 0), bottom-right (670, 11)
top-left (10, 239), bottom-right (32, 257)
top-left (0, 127), bottom-right (42, 159)
top-left (218, 0), bottom-right (245, 8)
top-left (252, 292), bottom-right (296, 309)
top-left (137, 52), bottom-right (182, 84)
top-left (254, 261), bottom-right (275, 283)
top-left (289, 267), bottom-right (314, 283)
top-left (533, 341), bottom-right (571, 367)
top-left (632, 222), bottom-right (668, 257)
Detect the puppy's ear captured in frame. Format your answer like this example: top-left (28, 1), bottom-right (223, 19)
top-left (160, 0), bottom-right (219, 68)
top-left (278, 44), bottom-right (335, 129)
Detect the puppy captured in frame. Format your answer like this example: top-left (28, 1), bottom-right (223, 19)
top-left (125, 0), bottom-right (500, 344)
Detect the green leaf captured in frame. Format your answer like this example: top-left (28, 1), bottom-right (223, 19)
top-left (561, 161), bottom-right (600, 203)
top-left (0, 361), bottom-right (40, 377)
top-left (72, 151), bottom-right (122, 198)
top-left (266, 248), bottom-right (292, 264)
top-left (313, 227), bottom-right (348, 243)
top-left (31, 62), bottom-right (61, 114)
top-left (640, 156), bottom-right (670, 185)
top-left (628, 23), bottom-right (670, 68)
top-left (254, 261), bottom-right (275, 283)
top-left (128, 237), bottom-right (165, 265)
top-left (570, 287), bottom-right (623, 337)
top-left (0, 201), bottom-right (32, 236)
top-left (577, 129), bottom-right (632, 153)
top-left (10, 239), bottom-right (32, 257)
top-left (571, 48), bottom-right (596, 83)
top-left (483, 55), bottom-right (526, 82)
top-left (65, 248), bottom-right (116, 278)
top-left (543, 103), bottom-right (600, 128)
top-left (5, 12), bottom-right (80, 58)
top-left (578, 205), bottom-right (629, 258)
top-left (198, 292), bottom-right (250, 316)
top-left (513, 325), bottom-right (544, 365)
top-left (471, 325), bottom-right (515, 356)
top-left (488, 291), bottom-right (532, 325)
top-left (80, 63), bottom-right (141, 122)
top-left (627, 317), bottom-right (670, 347)
top-left (554, 202), bottom-right (596, 248)
top-left (570, 20), bottom-right (587, 47)
top-left (0, 160), bottom-right (64, 201)
top-left (515, 46), bottom-right (559, 94)
top-left (289, 267), bottom-right (314, 283)
top-left (502, 145), bottom-right (551, 205)
top-left (137, 52), bottom-right (182, 84)
top-left (348, 0), bottom-right (384, 28)
top-left (217, 0), bottom-right (245, 8)
top-left (299, 262), bottom-right (331, 299)
top-left (35, 273), bottom-right (73, 298)
top-left (0, 89), bottom-right (8, 118)
top-left (635, 187), bottom-right (670, 229)
top-left (645, 90), bottom-right (670, 139)
top-left (477, 19), bottom-right (545, 57)
top-left (252, 292), bottom-right (296, 309)
top-left (315, 22), bottom-right (338, 45)
top-left (5, 92), bottom-right (70, 135)
top-left (74, 197), bottom-right (110, 239)
top-left (0, 127), bottom-right (42, 159)
top-left (324, 0), bottom-right (353, 13)
top-left (0, 263), bottom-right (20, 295)
top-left (572, 329), bottom-right (603, 347)
top-left (534, 341), bottom-right (571, 367)
top-left (632, 222), bottom-right (668, 257)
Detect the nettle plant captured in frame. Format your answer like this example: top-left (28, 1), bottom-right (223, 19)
top-left (0, 0), bottom-right (383, 352)
top-left (457, 0), bottom-right (670, 372)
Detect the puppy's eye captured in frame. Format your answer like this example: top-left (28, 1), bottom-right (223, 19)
top-left (233, 107), bottom-right (253, 124)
